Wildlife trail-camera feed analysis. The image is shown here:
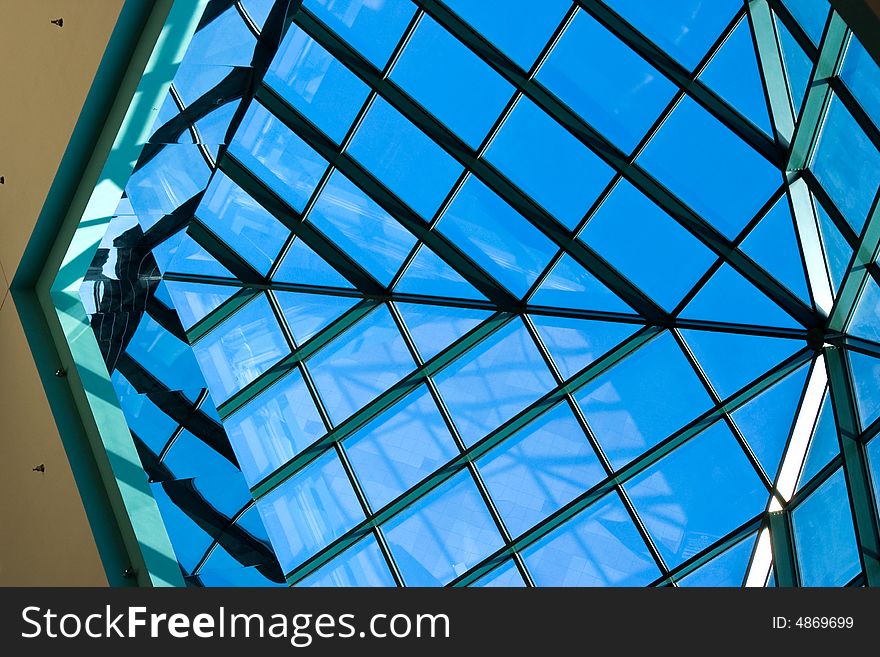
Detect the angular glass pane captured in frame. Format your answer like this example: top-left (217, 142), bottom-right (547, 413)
top-left (575, 332), bottom-right (714, 469)
top-left (191, 294), bottom-right (290, 402)
top-left (391, 16), bottom-right (514, 147)
top-left (125, 313), bottom-right (207, 399)
top-left (678, 534), bottom-right (756, 587)
top-left (151, 484), bottom-right (214, 574)
top-left (162, 429), bottom-right (241, 481)
top-left (478, 402), bottom-right (605, 537)
top-left (792, 468), bottom-right (861, 586)
top-left (298, 534), bottom-right (396, 587)
top-left (810, 96), bottom-right (880, 233)
top-left (443, 0), bottom-right (570, 70)
top-left (306, 171), bottom-right (416, 285)
top-left (275, 291), bottom-right (359, 345)
top-left (383, 470), bottom-right (505, 586)
top-left (197, 172), bottom-right (289, 274)
top-left (867, 436), bottom-right (880, 518)
top-left (848, 274), bottom-right (880, 345)
top-left (344, 386), bottom-right (459, 510)
top-left (530, 254), bottom-right (633, 313)
top-left (797, 392), bottom-right (839, 489)
top-left (434, 319), bottom-right (556, 445)
top-left (530, 315), bottom-right (638, 381)
top-left (486, 97), bottom-right (615, 229)
top-left (841, 34), bottom-right (880, 129)
top-left (849, 350), bottom-right (880, 430)
top-left (605, 0), bottom-right (740, 70)
top-left (394, 245), bottom-right (485, 300)
top-left (224, 369), bottom-right (326, 486)
top-left (165, 232), bottom-right (234, 279)
top-left (470, 559), bottom-right (526, 587)
top-left (257, 449), bottom-right (364, 573)
top-left (303, 0), bottom-right (416, 69)
top-left (272, 238), bottom-right (353, 288)
top-left (307, 305), bottom-right (416, 423)
top-left (537, 9), bottom-right (676, 151)
top-left (265, 27), bottom-right (370, 143)
top-left (638, 97), bottom-right (781, 239)
top-left (164, 281), bottom-right (238, 331)
top-left (522, 491), bottom-right (660, 586)
top-left (437, 177), bottom-right (557, 297)
top-left (781, 0), bottom-right (829, 46)
top-left (127, 145), bottom-right (211, 227)
top-left (347, 97), bottom-right (463, 219)
top-left (815, 199), bottom-right (851, 293)
top-left (396, 302), bottom-right (491, 362)
top-left (579, 180), bottom-right (715, 310)
top-left (625, 422), bottom-right (767, 568)
top-left (777, 15), bottom-right (811, 114)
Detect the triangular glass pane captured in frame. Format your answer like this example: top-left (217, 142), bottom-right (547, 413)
top-left (797, 392), bottom-right (839, 490)
top-left (781, 0), bottom-right (829, 46)
top-left (850, 350), bottom-right (880, 429)
top-left (848, 275), bottom-right (880, 345)
top-left (681, 264), bottom-right (799, 328)
top-left (681, 329), bottom-right (804, 399)
top-left (699, 18), bottom-right (773, 134)
top-left (816, 200), bottom-right (852, 294)
top-left (166, 232), bottom-right (234, 278)
top-left (530, 254), bottom-right (632, 313)
top-left (776, 15), bottom-right (811, 115)
top-left (165, 280), bottom-right (240, 330)
top-left (741, 197), bottom-right (811, 305)
top-left (394, 245), bottom-right (485, 300)
top-left (396, 302), bottom-right (491, 362)
top-left (530, 315), bottom-right (639, 380)
top-left (678, 533), bottom-right (757, 587)
top-left (275, 291), bottom-right (359, 345)
top-left (273, 238), bottom-right (352, 288)
top-left (731, 362), bottom-right (810, 480)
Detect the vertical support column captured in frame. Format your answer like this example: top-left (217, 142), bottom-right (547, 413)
top-left (769, 510), bottom-right (799, 587)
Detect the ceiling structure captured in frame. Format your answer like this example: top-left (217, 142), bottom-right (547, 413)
top-left (23, 0), bottom-right (880, 587)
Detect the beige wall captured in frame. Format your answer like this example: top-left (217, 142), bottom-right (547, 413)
top-left (0, 0), bottom-right (126, 586)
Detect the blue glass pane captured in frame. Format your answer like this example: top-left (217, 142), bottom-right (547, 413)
top-left (849, 351), bottom-right (880, 429)
top-left (241, 0), bottom-right (274, 29)
top-left (682, 264), bottom-right (799, 329)
top-left (127, 146), bottom-right (211, 227)
top-left (162, 429), bottom-right (241, 481)
top-left (777, 16), bottom-right (811, 114)
top-left (579, 180), bottom-right (715, 310)
top-left (303, 0), bottom-right (416, 68)
top-left (126, 314), bottom-right (207, 398)
top-left (443, 0), bottom-right (570, 70)
top-left (523, 491), bottom-right (660, 586)
top-left (394, 246), bottom-right (485, 300)
top-left (224, 370), bottom-right (326, 486)
top-left (575, 332), bottom-right (713, 469)
top-left (626, 422), bottom-right (767, 567)
top-left (191, 294), bottom-right (290, 402)
top-left (530, 254), bottom-right (633, 313)
top-left (229, 102), bottom-right (328, 212)
top-left (183, 5), bottom-right (255, 66)
top-left (470, 559), bottom-right (526, 587)
top-left (307, 305), bottom-right (416, 423)
top-left (816, 199), bottom-right (851, 293)
top-left (678, 534), bottom-right (756, 587)
top-left (345, 386), bottom-right (459, 510)
top-left (383, 470), bottom-right (504, 586)
top-left (391, 16), bottom-right (513, 147)
top-left (265, 27), bottom-right (371, 143)
top-left (486, 97), bottom-right (615, 229)
top-left (437, 177), bottom-right (557, 297)
top-left (172, 63), bottom-right (236, 108)
top-left (841, 35), bottom-right (880, 129)
top-left (190, 473), bottom-right (252, 519)
top-left (298, 534), bottom-right (396, 587)
top-left (275, 291), bottom-right (358, 344)
top-left (538, 10), bottom-right (676, 151)
top-left (530, 315), bottom-right (638, 381)
top-left (197, 172), bottom-right (289, 274)
top-left (811, 96), bottom-right (880, 233)
top-left (434, 319), bottom-right (557, 445)
top-left (347, 98), bottom-right (463, 219)
top-left (781, 0), bottom-right (829, 46)
top-left (166, 232), bottom-right (234, 279)
top-left (798, 393), bottom-right (839, 489)
top-left (478, 402), bottom-right (604, 537)
top-left (396, 302), bottom-right (491, 362)
top-left (118, 394), bottom-right (178, 455)
top-left (605, 0), bottom-right (740, 70)
top-left (699, 17), bottom-right (772, 135)
top-left (164, 281), bottom-right (237, 331)
top-left (257, 449), bottom-right (364, 573)
top-left (273, 238), bottom-right (353, 288)
top-left (681, 329), bottom-right (802, 400)
top-left (792, 468), bottom-right (861, 586)
top-left (638, 98), bottom-right (781, 239)
top-left (194, 101), bottom-right (239, 149)
top-left (848, 277), bottom-right (880, 345)
top-left (151, 484), bottom-right (214, 574)
top-left (306, 171), bottom-right (416, 285)
top-left (867, 437), bottom-right (880, 518)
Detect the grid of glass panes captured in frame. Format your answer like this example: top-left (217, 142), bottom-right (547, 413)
top-left (110, 0), bottom-right (880, 587)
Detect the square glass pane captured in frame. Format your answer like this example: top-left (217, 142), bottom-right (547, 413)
top-left (537, 10), bottom-right (676, 151)
top-left (382, 470), bottom-right (504, 586)
top-left (841, 35), bottom-right (880, 129)
top-left (434, 319), bottom-right (557, 446)
top-left (574, 331), bottom-right (714, 469)
top-left (637, 97), bottom-right (781, 239)
top-left (265, 27), bottom-right (370, 143)
top-left (391, 16), bottom-right (513, 147)
top-left (437, 176), bottom-right (557, 297)
top-left (125, 314), bottom-right (207, 399)
top-left (126, 145), bottom-right (211, 227)
top-left (477, 402), bottom-right (605, 537)
top-left (229, 102), bottom-right (328, 212)
top-left (298, 533), bottom-right (396, 587)
top-left (522, 491), bottom-right (660, 586)
top-left (486, 97), bottom-right (615, 229)
top-left (256, 449), bottom-right (364, 573)
top-left (347, 97), bottom-right (463, 219)
top-left (191, 293), bottom-right (290, 402)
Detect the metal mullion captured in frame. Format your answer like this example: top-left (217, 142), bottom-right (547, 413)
top-left (748, 0), bottom-right (797, 144)
top-left (768, 509), bottom-right (799, 586)
top-left (186, 217), bottom-right (266, 285)
top-left (831, 334), bottom-right (880, 361)
top-left (233, 0), bottom-right (260, 38)
top-left (787, 452), bottom-right (845, 507)
top-left (185, 287), bottom-right (260, 345)
top-left (168, 83), bottom-right (217, 170)
top-left (801, 170), bottom-right (862, 248)
top-left (192, 499), bottom-right (258, 577)
top-left (156, 388), bottom-right (211, 464)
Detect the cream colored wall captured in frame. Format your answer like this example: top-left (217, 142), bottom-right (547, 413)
top-left (0, 0), bottom-right (126, 586)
